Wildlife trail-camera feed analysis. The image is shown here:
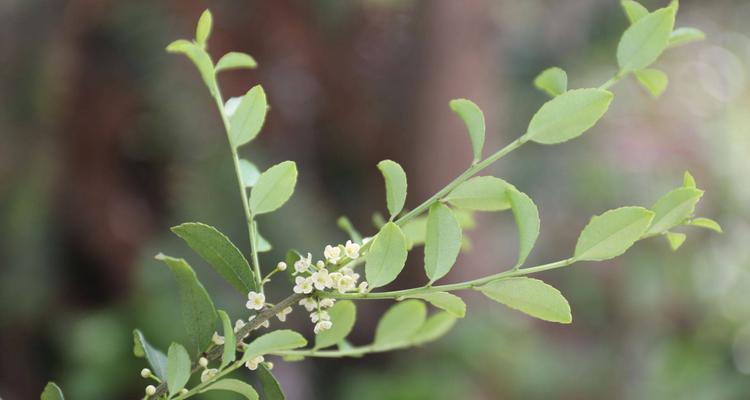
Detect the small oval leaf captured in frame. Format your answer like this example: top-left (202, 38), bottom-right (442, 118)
top-left (635, 68), bottom-right (669, 98)
top-left (365, 222), bottom-right (409, 288)
top-left (449, 99), bottom-right (486, 163)
top-left (574, 206), bottom-right (655, 261)
top-left (668, 27), bottom-right (706, 48)
top-left (228, 85), bottom-right (268, 148)
top-left (533, 67), bottom-right (568, 97)
top-left (665, 231), bottom-right (687, 251)
top-left (444, 176), bottom-right (511, 211)
top-left (525, 88), bottom-right (613, 145)
top-left (216, 52), bottom-right (258, 72)
top-left (239, 159), bottom-right (261, 187)
top-left (621, 0), bottom-right (649, 24)
top-left (377, 160), bottom-right (408, 219)
top-left (688, 217), bottom-right (722, 233)
top-left (41, 382), bottom-right (65, 400)
top-left (242, 330), bottom-right (307, 361)
top-left (374, 300), bottom-right (427, 347)
top-left (195, 9), bottom-right (213, 46)
top-left (249, 161), bottom-right (298, 215)
top-left (218, 310), bottom-right (236, 368)
top-left (411, 312), bottom-right (458, 345)
top-left (617, 6), bottom-right (676, 72)
top-left (167, 342), bottom-right (191, 396)
top-left (133, 329), bottom-right (168, 380)
top-left (424, 203), bottom-right (462, 283)
top-left (646, 187), bottom-right (704, 235)
top-left (508, 187), bottom-right (540, 267)
top-left (479, 277), bottom-right (572, 323)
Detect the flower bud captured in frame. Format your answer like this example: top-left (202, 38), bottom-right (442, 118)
top-left (140, 368), bottom-right (151, 378)
top-left (145, 385), bottom-right (156, 396)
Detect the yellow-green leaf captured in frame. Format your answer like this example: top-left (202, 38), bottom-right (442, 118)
top-left (508, 187), bottom-right (540, 267)
top-left (133, 329), bottom-right (168, 380)
top-left (315, 300), bottom-right (356, 349)
top-left (377, 160), bottom-right (408, 219)
top-left (646, 187), bottom-right (704, 235)
top-left (668, 27), bottom-right (706, 48)
top-left (533, 67), bottom-right (568, 97)
top-left (41, 382), bottom-right (64, 400)
top-left (228, 85), bottom-right (268, 148)
top-left (242, 330), bottom-right (307, 361)
top-left (524, 89), bottom-right (613, 145)
top-left (665, 231), bottom-right (687, 251)
top-left (444, 176), bottom-right (511, 211)
top-left (216, 52), bottom-right (258, 72)
top-left (621, 0), bottom-right (649, 24)
top-left (195, 9), bottom-right (213, 46)
top-left (688, 217), bottom-right (722, 233)
top-left (424, 203), bottom-right (462, 283)
top-left (201, 379), bottom-right (259, 400)
top-left (405, 292), bottom-right (466, 318)
top-left (479, 277), bottom-right (572, 323)
top-left (218, 310), bottom-right (236, 368)
top-left (411, 312), bottom-right (457, 345)
top-left (617, 6), bottom-right (676, 72)
top-left (166, 343), bottom-right (191, 396)
top-left (374, 300), bottom-right (427, 348)
top-left (635, 68), bottom-right (668, 98)
top-left (449, 98), bottom-right (486, 163)
top-left (249, 161), bottom-right (298, 215)
top-left (365, 222), bottom-right (409, 288)
top-left (574, 207), bottom-right (654, 261)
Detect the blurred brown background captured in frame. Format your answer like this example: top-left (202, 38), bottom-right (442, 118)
top-left (1, 0), bottom-right (749, 399)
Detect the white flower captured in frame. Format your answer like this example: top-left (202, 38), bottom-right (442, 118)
top-left (344, 240), bottom-right (361, 259)
top-left (212, 332), bottom-right (225, 345)
top-left (294, 253), bottom-right (312, 273)
top-left (298, 297), bottom-right (318, 312)
top-left (293, 276), bottom-right (314, 294)
top-left (319, 298), bottom-right (336, 308)
top-left (310, 310), bottom-right (330, 323)
top-left (244, 355), bottom-right (265, 370)
top-left (249, 315), bottom-right (270, 329)
top-left (276, 306), bottom-right (293, 322)
top-left (340, 267), bottom-right (360, 282)
top-left (358, 281), bottom-right (369, 294)
top-left (336, 274), bottom-right (356, 293)
top-left (277, 261), bottom-right (287, 271)
top-left (324, 245), bottom-right (342, 264)
top-left (246, 291), bottom-right (266, 310)
top-left (328, 272), bottom-right (343, 290)
top-left (200, 368), bottom-right (218, 382)
top-left (314, 320), bottom-right (333, 334)
top-left (311, 268), bottom-right (333, 290)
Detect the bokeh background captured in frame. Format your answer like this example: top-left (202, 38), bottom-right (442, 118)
top-left (2, 0), bottom-right (749, 399)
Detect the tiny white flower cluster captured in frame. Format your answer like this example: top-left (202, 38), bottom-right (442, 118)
top-left (285, 240), bottom-right (369, 334)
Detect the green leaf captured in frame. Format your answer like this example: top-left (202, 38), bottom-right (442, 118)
top-left (171, 222), bottom-right (257, 293)
top-left (621, 0), bottom-right (649, 24)
top-left (688, 217), bottom-right (722, 233)
top-left (166, 41), bottom-right (217, 95)
top-left (444, 176), bottom-right (511, 211)
top-left (133, 329), bottom-right (168, 380)
top-left (508, 187), bottom-right (540, 267)
top-left (242, 330), bottom-right (307, 361)
top-left (257, 364), bottom-right (285, 400)
top-left (239, 159), bottom-right (261, 187)
top-left (228, 85), bottom-right (268, 148)
top-left (315, 300), bottom-right (357, 349)
top-left (668, 27), bottom-right (706, 48)
top-left (683, 170), bottom-right (697, 188)
top-left (646, 187), bottom-right (704, 235)
top-left (424, 203), bottom-right (462, 283)
top-left (377, 160), bottom-right (408, 219)
top-left (337, 216), bottom-right (363, 243)
top-left (41, 382), bottom-right (64, 400)
top-left (201, 379), bottom-right (259, 400)
top-left (617, 6), bottom-right (676, 72)
top-left (166, 342), bottom-right (191, 396)
top-left (635, 68), bottom-right (668, 98)
top-left (479, 277), bottom-right (572, 323)
top-left (449, 99), bottom-right (486, 163)
top-left (574, 207), bottom-right (655, 261)
top-left (411, 312), bottom-right (457, 344)
top-left (216, 52), bottom-right (258, 72)
top-left (533, 67), bottom-right (568, 97)
top-left (665, 231), bottom-right (687, 251)
top-left (374, 300), bottom-right (427, 348)
top-left (218, 310), bottom-right (236, 368)
top-left (365, 222), bottom-right (409, 288)
top-left (156, 254), bottom-right (217, 353)
top-left (195, 9), bottom-right (213, 46)
top-left (525, 88), bottom-right (613, 145)
top-left (249, 161), bottom-right (298, 215)
top-left (405, 292), bottom-right (466, 318)
top-left (401, 216), bottom-right (427, 249)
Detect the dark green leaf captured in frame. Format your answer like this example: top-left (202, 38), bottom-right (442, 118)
top-left (171, 222), bottom-right (257, 293)
top-left (257, 364), bottom-right (285, 400)
top-left (218, 310), bottom-right (236, 368)
top-left (201, 379), bottom-right (259, 399)
top-left (133, 329), bottom-right (168, 380)
top-left (167, 342), bottom-right (191, 396)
